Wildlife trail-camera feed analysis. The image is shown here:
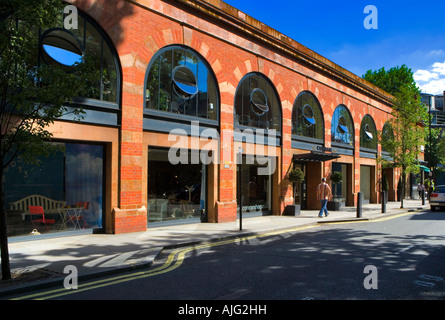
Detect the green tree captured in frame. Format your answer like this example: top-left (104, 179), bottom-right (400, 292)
top-left (438, 133), bottom-right (445, 165)
top-left (425, 126), bottom-right (445, 183)
top-left (0, 0), bottom-right (97, 280)
top-left (363, 65), bottom-right (428, 208)
top-left (288, 168), bottom-right (304, 205)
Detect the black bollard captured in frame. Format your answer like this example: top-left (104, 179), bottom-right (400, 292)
top-left (357, 192), bottom-right (362, 218)
top-left (381, 191), bottom-right (386, 213)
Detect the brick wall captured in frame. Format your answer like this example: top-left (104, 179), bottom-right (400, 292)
top-left (72, 0), bottom-right (396, 232)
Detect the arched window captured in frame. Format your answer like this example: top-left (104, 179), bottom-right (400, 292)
top-left (39, 9), bottom-right (121, 125)
top-left (381, 122), bottom-right (394, 154)
top-left (331, 105), bottom-right (354, 147)
top-left (144, 46), bottom-right (219, 123)
top-left (234, 73), bottom-right (281, 134)
top-left (292, 91), bottom-right (323, 141)
top-left (41, 11), bottom-right (119, 104)
top-left (360, 114), bottom-right (377, 152)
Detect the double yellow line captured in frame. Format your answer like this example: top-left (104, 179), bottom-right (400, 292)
top-left (12, 224), bottom-right (317, 300)
top-left (13, 211), bottom-right (416, 300)
top-left (13, 244), bottom-right (197, 300)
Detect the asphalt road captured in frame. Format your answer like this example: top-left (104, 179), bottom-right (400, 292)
top-left (8, 210), bottom-right (445, 302)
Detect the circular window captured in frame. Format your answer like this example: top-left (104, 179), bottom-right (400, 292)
top-left (337, 116), bottom-right (349, 134)
top-left (250, 88), bottom-right (269, 116)
top-left (172, 66), bottom-right (198, 99)
top-left (302, 104), bottom-right (315, 126)
top-left (41, 28), bottom-right (83, 70)
top-left (364, 123), bottom-right (373, 140)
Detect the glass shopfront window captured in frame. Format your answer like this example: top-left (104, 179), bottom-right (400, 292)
top-left (331, 105), bottom-right (354, 146)
top-left (40, 11), bottom-right (120, 104)
top-left (145, 46), bottom-right (218, 121)
top-left (381, 122), bottom-right (394, 154)
top-left (3, 142), bottom-right (104, 237)
top-left (234, 73), bottom-right (281, 133)
top-left (147, 148), bottom-right (207, 223)
top-left (360, 114), bottom-right (378, 152)
top-left (332, 162), bottom-right (348, 201)
top-left (292, 91), bottom-right (324, 141)
top-left (36, 9), bottom-right (121, 126)
top-left (237, 156), bottom-right (273, 216)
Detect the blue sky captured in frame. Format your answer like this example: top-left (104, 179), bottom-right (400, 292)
top-left (223, 0), bottom-right (445, 95)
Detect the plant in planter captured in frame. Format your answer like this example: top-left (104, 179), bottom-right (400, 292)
top-left (284, 168), bottom-right (305, 216)
top-left (328, 171), bottom-right (343, 211)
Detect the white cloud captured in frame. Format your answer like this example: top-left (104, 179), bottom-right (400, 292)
top-left (432, 61), bottom-right (445, 75)
top-left (418, 79), bottom-right (445, 95)
top-left (415, 60), bottom-right (445, 95)
top-left (414, 70), bottom-right (439, 82)
top-left (427, 50), bottom-right (445, 57)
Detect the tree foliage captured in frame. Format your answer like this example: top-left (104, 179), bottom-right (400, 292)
top-left (363, 65), bottom-right (428, 207)
top-left (0, 0), bottom-right (98, 280)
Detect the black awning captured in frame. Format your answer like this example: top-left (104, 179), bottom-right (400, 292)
top-left (293, 151), bottom-right (341, 163)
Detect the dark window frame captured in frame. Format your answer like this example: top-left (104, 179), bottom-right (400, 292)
top-left (360, 114), bottom-right (378, 153)
top-left (143, 45), bottom-right (220, 129)
top-left (39, 8), bottom-right (122, 126)
top-left (234, 72), bottom-right (282, 146)
top-left (331, 104), bottom-right (355, 150)
top-left (292, 91), bottom-right (324, 144)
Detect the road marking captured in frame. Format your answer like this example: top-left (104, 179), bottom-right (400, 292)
top-left (413, 274), bottom-right (443, 288)
top-left (396, 245), bottom-right (414, 255)
top-left (12, 224), bottom-right (319, 300)
top-left (372, 212), bottom-right (416, 222)
top-left (216, 289), bottom-right (251, 300)
top-left (419, 274), bottom-right (444, 282)
top-left (413, 280), bottom-right (435, 288)
top-left (10, 212), bottom-right (422, 300)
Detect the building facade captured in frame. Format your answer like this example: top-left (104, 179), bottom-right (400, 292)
top-left (4, 0), bottom-right (399, 237)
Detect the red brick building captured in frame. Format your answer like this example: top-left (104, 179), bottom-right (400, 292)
top-left (4, 0), bottom-right (400, 237)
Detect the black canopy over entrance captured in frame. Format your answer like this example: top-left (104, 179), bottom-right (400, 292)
top-left (293, 151), bottom-right (340, 163)
top-left (291, 151), bottom-right (340, 210)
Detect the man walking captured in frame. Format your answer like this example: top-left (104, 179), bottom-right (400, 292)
top-left (317, 177), bottom-right (332, 218)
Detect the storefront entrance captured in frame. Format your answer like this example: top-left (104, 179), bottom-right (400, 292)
top-left (292, 163), bottom-right (307, 209)
top-left (147, 148), bottom-right (207, 224)
top-left (292, 151), bottom-right (341, 210)
top-left (332, 162), bottom-right (352, 206)
top-left (237, 156), bottom-right (273, 217)
top-left (360, 165), bottom-right (376, 203)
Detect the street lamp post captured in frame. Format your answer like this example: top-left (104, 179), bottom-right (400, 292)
top-left (429, 102), bottom-right (433, 183)
top-left (238, 147), bottom-right (244, 231)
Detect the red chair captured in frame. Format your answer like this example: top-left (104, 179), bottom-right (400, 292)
top-left (69, 202), bottom-right (89, 229)
top-left (29, 206), bottom-right (56, 231)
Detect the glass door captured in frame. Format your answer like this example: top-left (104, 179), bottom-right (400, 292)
top-left (293, 163), bottom-right (307, 209)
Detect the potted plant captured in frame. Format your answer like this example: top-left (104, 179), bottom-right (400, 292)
top-left (284, 168), bottom-right (305, 216)
top-left (328, 171), bottom-right (343, 211)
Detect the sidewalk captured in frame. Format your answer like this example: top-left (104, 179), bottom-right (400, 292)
top-left (0, 199), bottom-right (428, 296)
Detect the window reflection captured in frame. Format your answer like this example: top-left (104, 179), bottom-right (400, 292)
top-left (381, 123), bottom-right (394, 153)
top-left (360, 115), bottom-right (377, 150)
top-left (145, 46), bottom-right (218, 121)
top-left (292, 91), bottom-right (323, 139)
top-left (40, 10), bottom-right (119, 104)
top-left (238, 157), bottom-right (272, 215)
top-left (3, 143), bottom-right (104, 237)
top-left (234, 73), bottom-right (281, 132)
top-left (41, 28), bottom-right (83, 70)
top-left (147, 148), bottom-right (207, 223)
top-left (331, 105), bottom-right (354, 146)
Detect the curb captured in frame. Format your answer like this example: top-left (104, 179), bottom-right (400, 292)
top-left (0, 223), bottom-right (317, 298)
top-left (0, 206), bottom-right (429, 298)
top-left (0, 252), bottom-right (160, 298)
